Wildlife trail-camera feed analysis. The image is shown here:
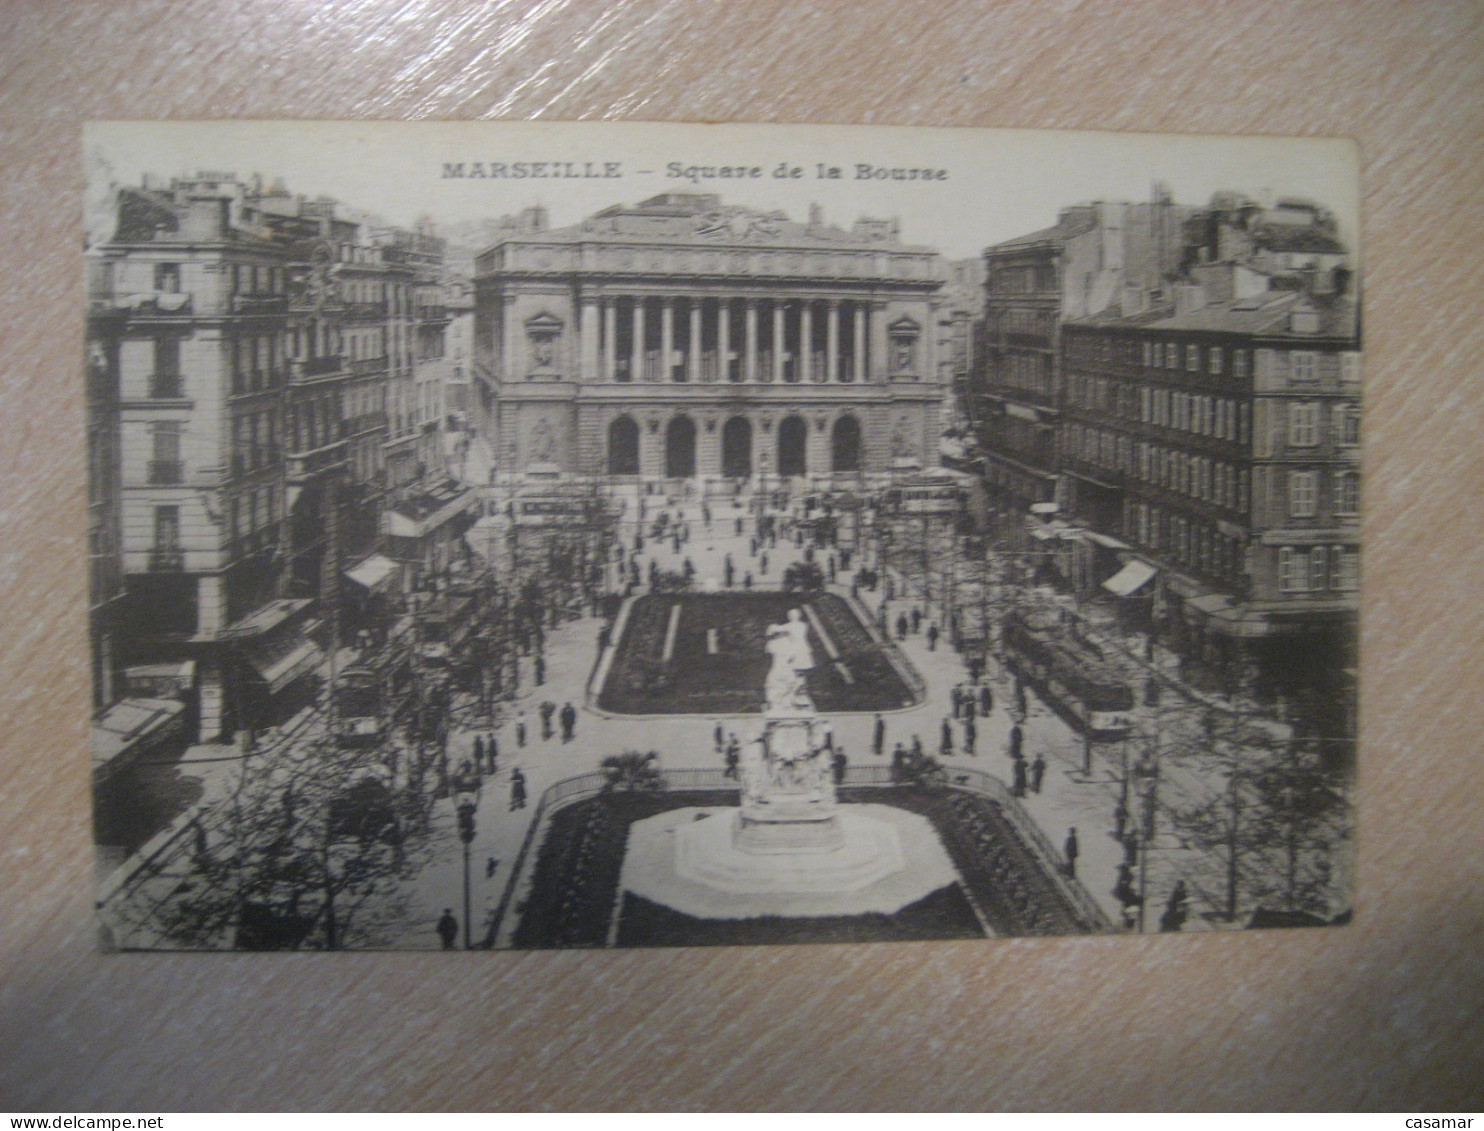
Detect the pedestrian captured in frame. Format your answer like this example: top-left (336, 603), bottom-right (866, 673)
top-left (951, 684), bottom-right (964, 717)
top-left (472, 734), bottom-right (486, 773)
top-left (832, 747), bottom-right (848, 785)
top-left (436, 909), bottom-right (459, 950)
top-left (724, 739), bottom-right (740, 780)
top-left (534, 654), bottom-right (546, 686)
top-left (560, 701), bottom-right (577, 743)
top-left (872, 713), bottom-right (886, 757)
top-left (743, 572), bottom-right (753, 590)
top-left (911, 607), bottom-right (923, 634)
top-left (895, 613), bottom-right (909, 640)
top-left (979, 684), bottom-right (993, 716)
top-left (1012, 755), bottom-right (1028, 797)
top-left (1124, 830), bottom-right (1140, 868)
top-left (760, 552), bottom-right (769, 574)
top-left (1007, 723), bottom-right (1023, 760)
top-left (939, 717), bottom-right (954, 757)
top-left (964, 696), bottom-right (977, 723)
top-left (509, 768), bottom-right (527, 810)
top-left (967, 656), bottom-right (984, 684)
top-left (515, 712), bottom-right (527, 748)
top-left (1113, 862), bottom-right (1140, 908)
top-left (713, 720), bottom-right (726, 752)
top-left (487, 734), bottom-right (499, 774)
top-left (912, 733), bottom-right (924, 760)
top-left (927, 624), bottom-right (939, 651)
top-left (1014, 677), bottom-right (1028, 717)
top-left (890, 742), bottom-right (907, 783)
top-left (1030, 752), bottom-right (1046, 793)
top-left (1113, 799), bottom-right (1129, 844)
top-left (963, 716), bottom-right (977, 755)
top-left (539, 700), bottom-right (556, 740)
top-left (1064, 827), bottom-right (1080, 878)
top-left (1160, 880), bottom-right (1189, 933)
top-left (724, 555), bottom-right (735, 587)
top-left (485, 857), bottom-right (499, 880)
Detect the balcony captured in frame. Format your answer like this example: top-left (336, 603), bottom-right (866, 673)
top-left (286, 439), bottom-right (348, 483)
top-left (149, 548), bottom-right (185, 571)
top-left (348, 356), bottom-right (390, 379)
top-left (343, 302), bottom-right (386, 322)
top-left (147, 460), bottom-right (184, 485)
top-left (231, 293), bottom-right (289, 315)
top-left (291, 355), bottom-right (343, 382)
top-left (116, 292), bottom-right (193, 318)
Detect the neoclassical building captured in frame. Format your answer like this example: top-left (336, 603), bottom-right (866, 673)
top-left (472, 193), bottom-right (944, 483)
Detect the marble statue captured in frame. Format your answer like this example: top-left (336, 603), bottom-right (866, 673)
top-left (764, 608), bottom-right (815, 711)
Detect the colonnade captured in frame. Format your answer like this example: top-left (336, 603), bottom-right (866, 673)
top-left (581, 296), bottom-right (876, 384)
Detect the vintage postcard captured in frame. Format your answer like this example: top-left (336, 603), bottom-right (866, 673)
top-left (85, 121), bottom-right (1359, 950)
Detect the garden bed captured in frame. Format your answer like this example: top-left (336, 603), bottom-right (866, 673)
top-left (509, 786), bottom-right (1099, 949)
top-left (597, 592), bottom-right (918, 715)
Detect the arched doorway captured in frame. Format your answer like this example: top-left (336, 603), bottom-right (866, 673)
top-left (722, 416), bottom-right (752, 479)
top-left (665, 415), bottom-right (697, 478)
top-left (608, 416), bottom-right (640, 476)
top-left (831, 415), bottom-right (862, 472)
top-left (778, 415), bottom-right (807, 477)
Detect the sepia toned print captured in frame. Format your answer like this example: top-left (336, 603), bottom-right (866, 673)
top-left (85, 121), bottom-right (1358, 950)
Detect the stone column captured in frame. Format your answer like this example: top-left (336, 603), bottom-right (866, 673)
top-left (718, 298), bottom-right (731, 382)
top-left (503, 295), bottom-right (518, 381)
top-left (745, 299), bottom-right (758, 383)
top-left (827, 300), bottom-right (840, 383)
top-left (580, 299), bottom-right (599, 382)
top-left (853, 303), bottom-right (866, 384)
top-left (772, 298), bottom-right (784, 384)
top-left (631, 298), bottom-right (644, 383)
top-left (800, 301), bottom-right (814, 383)
top-left (688, 299), bottom-right (701, 383)
top-left (603, 299), bottom-right (617, 380)
top-left (661, 298), bottom-right (675, 382)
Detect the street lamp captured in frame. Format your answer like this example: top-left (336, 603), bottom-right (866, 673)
top-left (452, 770), bottom-right (481, 950)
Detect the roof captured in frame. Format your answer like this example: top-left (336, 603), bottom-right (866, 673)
top-left (984, 224), bottom-right (1062, 255)
top-left (1066, 290), bottom-right (1358, 340)
top-left (1252, 223), bottom-right (1348, 254)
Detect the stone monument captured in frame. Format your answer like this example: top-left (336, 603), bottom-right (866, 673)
top-left (734, 609), bottom-right (844, 852)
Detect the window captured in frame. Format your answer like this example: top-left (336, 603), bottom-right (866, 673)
top-left (1289, 470), bottom-right (1318, 517)
top-left (154, 263), bottom-right (180, 293)
top-left (1291, 351), bottom-right (1318, 383)
top-left (149, 422), bottom-right (182, 484)
top-left (1186, 344), bottom-right (1200, 372)
top-left (1310, 546), bottom-right (1328, 588)
top-left (1142, 341), bottom-right (1153, 366)
top-left (151, 336), bottom-right (182, 399)
top-left (1209, 347), bottom-right (1224, 375)
top-left (1288, 402), bottom-right (1320, 446)
top-left (1234, 350), bottom-right (1249, 378)
top-left (1279, 547), bottom-right (1309, 592)
top-left (1333, 547), bottom-right (1359, 591)
top-left (1340, 404), bottom-right (1361, 445)
top-left (1335, 471), bottom-right (1360, 516)
top-left (1340, 352), bottom-right (1362, 384)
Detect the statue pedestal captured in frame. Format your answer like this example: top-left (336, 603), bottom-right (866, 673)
top-left (735, 712), bottom-right (843, 854)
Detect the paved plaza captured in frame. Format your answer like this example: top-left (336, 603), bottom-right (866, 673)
top-left (382, 488), bottom-right (1202, 949)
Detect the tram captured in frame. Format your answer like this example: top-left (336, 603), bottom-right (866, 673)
top-left (332, 665), bottom-right (383, 748)
top-left (1001, 610), bottom-right (1136, 739)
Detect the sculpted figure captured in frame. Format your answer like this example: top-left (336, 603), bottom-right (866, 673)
top-left (764, 608), bottom-right (815, 711)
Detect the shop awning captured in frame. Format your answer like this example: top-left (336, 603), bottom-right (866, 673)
top-left (345, 553), bottom-right (400, 593)
top-left (243, 636), bottom-right (324, 694)
top-left (218, 598), bottom-right (312, 641)
top-left (1082, 531), bottom-right (1132, 550)
top-left (92, 698), bottom-right (185, 782)
top-left (1102, 559), bottom-right (1157, 596)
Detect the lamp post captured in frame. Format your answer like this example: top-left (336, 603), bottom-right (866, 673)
top-left (453, 771), bottom-right (480, 950)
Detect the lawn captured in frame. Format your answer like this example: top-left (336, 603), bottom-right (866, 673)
top-left (597, 591), bottom-right (918, 715)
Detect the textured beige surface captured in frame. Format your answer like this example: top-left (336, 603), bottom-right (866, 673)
top-left (2, 0), bottom-right (1483, 1111)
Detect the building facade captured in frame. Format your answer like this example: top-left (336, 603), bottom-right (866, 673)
top-left (472, 193), bottom-right (943, 486)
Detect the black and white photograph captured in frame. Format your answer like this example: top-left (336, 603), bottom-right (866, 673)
top-left (85, 120), bottom-right (1361, 951)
